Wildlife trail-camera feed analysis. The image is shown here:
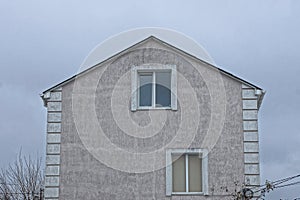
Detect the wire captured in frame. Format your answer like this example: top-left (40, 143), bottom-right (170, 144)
top-left (275, 180), bottom-right (300, 189)
top-left (249, 173), bottom-right (300, 199)
top-left (272, 174), bottom-right (300, 186)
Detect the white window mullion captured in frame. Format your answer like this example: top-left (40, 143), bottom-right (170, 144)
top-left (152, 72), bottom-right (156, 108)
top-left (185, 154), bottom-right (189, 192)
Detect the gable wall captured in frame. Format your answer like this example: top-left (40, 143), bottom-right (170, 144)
top-left (44, 40), bottom-right (261, 199)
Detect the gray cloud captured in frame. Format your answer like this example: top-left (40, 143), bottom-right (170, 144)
top-left (1, 0), bottom-right (299, 199)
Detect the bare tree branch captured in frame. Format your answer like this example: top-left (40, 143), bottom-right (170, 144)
top-left (0, 151), bottom-right (44, 200)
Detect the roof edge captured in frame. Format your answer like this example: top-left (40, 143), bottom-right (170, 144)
top-left (41, 36), bottom-right (264, 105)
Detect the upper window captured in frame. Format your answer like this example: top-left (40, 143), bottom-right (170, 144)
top-left (166, 149), bottom-right (208, 196)
top-left (138, 71), bottom-right (171, 108)
top-left (131, 65), bottom-right (177, 111)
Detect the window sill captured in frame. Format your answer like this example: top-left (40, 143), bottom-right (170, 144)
top-left (136, 107), bottom-right (172, 111)
top-left (171, 192), bottom-right (205, 196)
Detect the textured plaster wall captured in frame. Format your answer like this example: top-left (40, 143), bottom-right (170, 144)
top-left (59, 40), bottom-right (244, 200)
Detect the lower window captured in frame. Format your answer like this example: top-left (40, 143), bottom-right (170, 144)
top-left (166, 149), bottom-right (208, 196)
top-left (172, 154), bottom-right (202, 192)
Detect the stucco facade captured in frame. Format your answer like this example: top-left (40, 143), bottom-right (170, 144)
top-left (41, 36), bottom-right (264, 199)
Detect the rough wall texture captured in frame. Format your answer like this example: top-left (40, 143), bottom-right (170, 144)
top-left (58, 40), bottom-right (246, 200)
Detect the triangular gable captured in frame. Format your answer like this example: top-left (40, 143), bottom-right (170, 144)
top-left (41, 36), bottom-right (265, 107)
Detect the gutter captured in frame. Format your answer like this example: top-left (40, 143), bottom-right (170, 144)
top-left (40, 92), bottom-right (51, 107)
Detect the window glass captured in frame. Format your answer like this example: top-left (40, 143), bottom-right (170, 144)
top-left (172, 155), bottom-right (186, 192)
top-left (188, 155), bottom-right (202, 192)
top-left (155, 72), bottom-right (171, 107)
top-left (139, 74), bottom-right (153, 107)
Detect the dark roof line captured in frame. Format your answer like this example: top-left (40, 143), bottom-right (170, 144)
top-left (151, 36), bottom-right (263, 90)
top-left (41, 35), bottom-right (263, 95)
top-left (217, 68), bottom-right (262, 90)
top-left (41, 75), bottom-right (76, 95)
top-left (41, 36), bottom-right (156, 94)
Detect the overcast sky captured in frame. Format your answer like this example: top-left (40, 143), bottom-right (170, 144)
top-left (0, 0), bottom-right (299, 199)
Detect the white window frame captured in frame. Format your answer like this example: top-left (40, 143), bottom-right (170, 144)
top-left (166, 149), bottom-right (208, 196)
top-left (131, 64), bottom-right (177, 111)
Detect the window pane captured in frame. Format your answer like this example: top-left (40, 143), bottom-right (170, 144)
top-left (155, 72), bottom-right (171, 107)
top-left (188, 155), bottom-right (202, 192)
top-left (139, 74), bottom-right (152, 107)
top-left (172, 155), bottom-right (186, 192)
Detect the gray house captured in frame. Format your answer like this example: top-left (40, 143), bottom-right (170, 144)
top-left (41, 33), bottom-right (265, 199)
